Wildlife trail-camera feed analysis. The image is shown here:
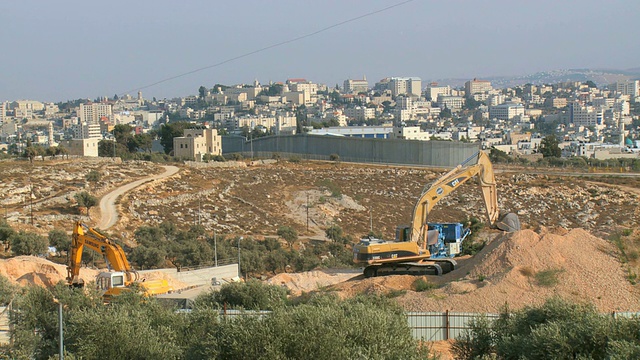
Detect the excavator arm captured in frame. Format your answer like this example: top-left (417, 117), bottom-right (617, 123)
top-left (410, 151), bottom-right (518, 247)
top-left (67, 221), bottom-right (136, 286)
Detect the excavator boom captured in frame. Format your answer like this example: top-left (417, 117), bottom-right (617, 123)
top-left (66, 221), bottom-right (171, 299)
top-left (353, 150), bottom-right (520, 277)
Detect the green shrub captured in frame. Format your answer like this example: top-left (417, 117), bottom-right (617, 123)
top-left (413, 278), bottom-right (437, 292)
top-left (534, 268), bottom-right (564, 287)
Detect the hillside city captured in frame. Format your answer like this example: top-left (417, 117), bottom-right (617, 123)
top-left (1, 75), bottom-right (640, 160)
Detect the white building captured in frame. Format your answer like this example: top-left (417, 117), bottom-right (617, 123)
top-left (425, 84), bottom-right (451, 102)
top-left (611, 80), bottom-right (639, 101)
top-left (79, 102), bottom-right (113, 124)
top-left (437, 95), bottom-right (465, 111)
top-left (489, 103), bottom-right (525, 121)
top-left (343, 78), bottom-right (369, 94)
top-left (389, 77), bottom-right (421, 97)
top-left (344, 106), bottom-right (376, 122)
top-left (391, 126), bottom-right (430, 141)
top-left (0, 103), bottom-right (5, 125)
top-left (570, 102), bottom-right (604, 127)
top-left (465, 79), bottom-right (492, 98)
top-left (73, 122), bottom-right (102, 139)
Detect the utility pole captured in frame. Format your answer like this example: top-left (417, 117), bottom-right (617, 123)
top-left (237, 236), bottom-right (242, 277)
top-left (214, 231), bottom-right (218, 267)
top-left (306, 191), bottom-right (309, 232)
top-left (369, 207), bottom-right (373, 234)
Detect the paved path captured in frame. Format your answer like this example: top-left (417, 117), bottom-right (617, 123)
top-left (96, 165), bottom-right (179, 230)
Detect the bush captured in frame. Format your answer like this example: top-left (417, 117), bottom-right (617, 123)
top-left (534, 268), bottom-right (564, 287)
top-left (85, 170), bottom-right (101, 182)
top-left (413, 277), bottom-right (437, 292)
top-left (9, 231), bottom-right (48, 256)
top-left (48, 229), bottom-right (71, 253)
top-left (196, 279), bottom-right (289, 310)
top-left (452, 298), bottom-right (632, 360)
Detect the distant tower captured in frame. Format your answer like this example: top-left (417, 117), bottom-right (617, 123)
top-left (137, 91), bottom-right (142, 101)
top-left (48, 121), bottom-right (54, 146)
top-left (254, 79), bottom-right (260, 87)
top-left (620, 121), bottom-right (625, 147)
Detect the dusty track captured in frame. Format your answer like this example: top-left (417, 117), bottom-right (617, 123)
top-left (96, 165), bottom-right (179, 230)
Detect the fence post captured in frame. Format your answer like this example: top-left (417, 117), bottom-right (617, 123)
top-left (445, 310), bottom-right (450, 340)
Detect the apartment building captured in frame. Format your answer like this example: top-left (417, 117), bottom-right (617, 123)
top-left (489, 103), bottom-right (525, 121)
top-left (173, 128), bottom-right (222, 161)
top-left (569, 102), bottom-right (603, 127)
top-left (344, 106), bottom-right (376, 122)
top-left (343, 78), bottom-right (369, 94)
top-left (611, 80), bottom-right (639, 101)
top-left (0, 103), bottom-right (5, 125)
top-left (389, 77), bottom-right (421, 97)
top-left (465, 79), bottom-right (492, 98)
top-left (79, 102), bottom-right (113, 124)
top-left (437, 95), bottom-right (465, 111)
top-left (11, 100), bottom-right (44, 112)
top-left (425, 83), bottom-right (451, 102)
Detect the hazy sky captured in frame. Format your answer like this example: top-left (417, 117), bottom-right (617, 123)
top-left (2, 0), bottom-right (638, 103)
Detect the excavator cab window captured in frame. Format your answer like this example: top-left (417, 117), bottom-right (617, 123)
top-left (111, 274), bottom-right (124, 287)
top-left (97, 276), bottom-right (110, 291)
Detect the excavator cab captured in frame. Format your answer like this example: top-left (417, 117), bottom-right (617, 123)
top-left (96, 271), bottom-right (127, 291)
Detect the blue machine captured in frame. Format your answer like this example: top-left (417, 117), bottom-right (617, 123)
top-left (426, 223), bottom-right (470, 259)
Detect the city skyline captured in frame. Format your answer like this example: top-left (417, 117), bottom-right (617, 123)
top-left (2, 0), bottom-right (638, 103)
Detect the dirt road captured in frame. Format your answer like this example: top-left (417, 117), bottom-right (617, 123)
top-left (96, 165), bottom-right (180, 230)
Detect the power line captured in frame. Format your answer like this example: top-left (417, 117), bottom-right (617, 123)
top-left (119, 0), bottom-right (414, 96)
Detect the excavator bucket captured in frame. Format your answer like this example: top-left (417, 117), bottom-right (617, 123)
top-left (496, 213), bottom-right (521, 232)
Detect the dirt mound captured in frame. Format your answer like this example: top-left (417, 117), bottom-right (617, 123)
top-left (396, 228), bottom-right (640, 312)
top-left (0, 256), bottom-right (99, 287)
top-left (267, 269), bottom-right (360, 296)
top-left (332, 275), bottom-right (421, 298)
top-left (325, 229), bottom-right (640, 312)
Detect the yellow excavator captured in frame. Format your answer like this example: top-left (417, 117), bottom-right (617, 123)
top-left (353, 151), bottom-right (520, 277)
top-left (66, 221), bottom-right (173, 301)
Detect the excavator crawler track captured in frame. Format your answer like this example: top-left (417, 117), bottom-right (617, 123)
top-left (363, 259), bottom-right (457, 278)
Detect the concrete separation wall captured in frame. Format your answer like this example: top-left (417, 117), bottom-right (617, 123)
top-left (223, 135), bottom-right (479, 168)
top-left (139, 264), bottom-right (239, 288)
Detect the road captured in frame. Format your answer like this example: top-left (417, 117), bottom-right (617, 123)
top-left (96, 165), bottom-right (180, 230)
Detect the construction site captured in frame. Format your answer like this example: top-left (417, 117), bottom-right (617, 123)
top-left (2, 155), bottom-right (640, 358)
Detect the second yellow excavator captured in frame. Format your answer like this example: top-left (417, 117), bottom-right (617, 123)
top-left (353, 151), bottom-right (520, 277)
top-left (66, 221), bottom-right (173, 301)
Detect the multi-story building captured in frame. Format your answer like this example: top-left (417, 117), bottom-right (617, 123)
top-left (389, 77), bottom-right (421, 97)
top-left (0, 103), bottom-right (5, 125)
top-left (465, 79), bottom-right (492, 98)
top-left (489, 103), bottom-right (525, 121)
top-left (344, 106), bottom-right (376, 122)
top-left (73, 122), bottom-right (102, 139)
top-left (569, 102), bottom-right (604, 127)
top-left (425, 83), bottom-right (451, 102)
top-left (11, 100), bottom-right (44, 112)
top-left (173, 128), bottom-right (222, 161)
top-left (343, 78), bottom-right (369, 94)
top-left (79, 102), bottom-right (113, 124)
top-left (437, 95), bottom-right (465, 111)
top-left (611, 80), bottom-right (639, 101)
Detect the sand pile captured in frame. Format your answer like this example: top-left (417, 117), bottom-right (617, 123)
top-left (267, 269), bottom-right (360, 296)
top-left (0, 256), bottom-right (99, 288)
top-left (395, 228), bottom-right (640, 312)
